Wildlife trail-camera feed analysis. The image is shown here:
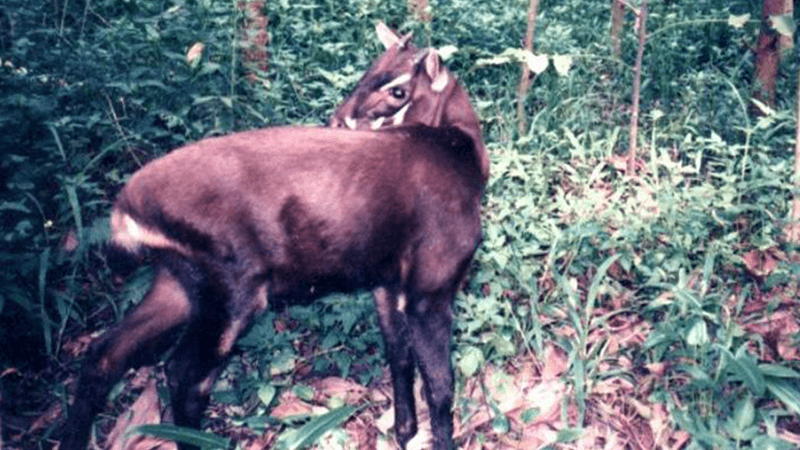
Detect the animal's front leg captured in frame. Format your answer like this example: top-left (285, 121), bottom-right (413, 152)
top-left (373, 287), bottom-right (418, 448)
top-left (409, 294), bottom-right (455, 450)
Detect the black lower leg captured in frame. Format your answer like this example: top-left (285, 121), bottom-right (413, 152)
top-left (410, 306), bottom-right (454, 450)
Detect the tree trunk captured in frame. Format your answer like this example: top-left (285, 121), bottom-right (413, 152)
top-left (750, 0), bottom-right (789, 114)
top-left (626, 0), bottom-right (647, 175)
top-left (408, 0), bottom-right (431, 22)
top-left (785, 51), bottom-right (800, 242)
top-left (610, 0), bottom-right (625, 58)
top-left (516, 0), bottom-right (541, 135)
top-left (237, 0), bottom-right (269, 82)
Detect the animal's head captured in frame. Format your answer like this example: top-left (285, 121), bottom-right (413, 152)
top-left (330, 22), bottom-right (489, 181)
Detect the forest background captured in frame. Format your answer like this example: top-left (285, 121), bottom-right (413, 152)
top-left (1, 0), bottom-right (800, 449)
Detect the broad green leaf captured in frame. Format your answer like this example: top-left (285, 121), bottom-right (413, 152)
top-left (750, 435), bottom-right (797, 450)
top-left (725, 397), bottom-right (756, 441)
top-left (131, 424), bottom-right (229, 449)
top-left (766, 378), bottom-right (800, 415)
top-left (727, 14), bottom-right (750, 29)
top-left (769, 14), bottom-right (795, 37)
top-left (556, 428), bottom-right (582, 443)
top-left (292, 384), bottom-right (315, 401)
top-left (759, 365), bottom-right (800, 379)
top-left (492, 413), bottom-right (510, 433)
top-left (275, 406), bottom-right (357, 450)
top-left (437, 45), bottom-right (458, 60)
top-left (258, 384), bottom-right (277, 407)
top-left (527, 53), bottom-right (549, 74)
top-left (725, 349), bottom-right (766, 396)
top-left (458, 345), bottom-right (484, 377)
top-left (520, 408), bottom-right (540, 423)
top-left (552, 55), bottom-right (573, 76)
top-left (685, 318), bottom-right (708, 346)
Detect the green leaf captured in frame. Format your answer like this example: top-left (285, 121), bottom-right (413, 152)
top-left (769, 14), bottom-right (795, 37)
top-left (458, 345), bottom-right (484, 377)
top-left (292, 385), bottom-right (315, 402)
top-left (765, 378), bottom-right (800, 415)
top-left (555, 428), bottom-right (582, 443)
top-left (491, 413), bottom-right (510, 434)
top-left (0, 201), bottom-right (31, 213)
top-left (275, 406), bottom-right (357, 450)
top-left (725, 397), bottom-right (756, 441)
top-left (490, 334), bottom-right (516, 357)
top-left (258, 384), bottom-right (277, 407)
top-left (520, 407), bottom-right (540, 423)
top-left (727, 14), bottom-right (750, 29)
top-left (759, 365), bottom-right (800, 379)
top-left (130, 424), bottom-right (229, 449)
top-left (729, 350), bottom-right (766, 396)
top-left (685, 318), bottom-right (708, 346)
top-left (586, 253), bottom-right (621, 316)
top-left (750, 435), bottom-right (797, 450)
top-left (37, 248), bottom-right (52, 355)
top-left (552, 55), bottom-right (573, 76)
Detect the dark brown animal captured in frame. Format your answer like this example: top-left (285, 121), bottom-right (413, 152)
top-left (62, 23), bottom-right (486, 450)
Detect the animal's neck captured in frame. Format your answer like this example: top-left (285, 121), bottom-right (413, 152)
top-left (436, 81), bottom-right (488, 182)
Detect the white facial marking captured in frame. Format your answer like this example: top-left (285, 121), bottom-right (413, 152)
top-left (391, 103), bottom-right (411, 125)
top-left (380, 73), bottom-right (412, 91)
top-left (370, 116), bottom-right (386, 130)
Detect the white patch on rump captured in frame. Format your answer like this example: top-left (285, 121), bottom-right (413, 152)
top-left (110, 209), bottom-right (190, 256)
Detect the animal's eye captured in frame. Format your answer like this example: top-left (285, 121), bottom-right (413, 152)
top-left (390, 87), bottom-right (406, 99)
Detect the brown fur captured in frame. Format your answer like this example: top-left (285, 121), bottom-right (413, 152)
top-left (62, 24), bottom-right (485, 450)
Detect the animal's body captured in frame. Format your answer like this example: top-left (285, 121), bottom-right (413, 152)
top-left (62, 22), bottom-right (487, 450)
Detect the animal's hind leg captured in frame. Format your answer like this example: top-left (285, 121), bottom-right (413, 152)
top-left (165, 312), bottom-right (226, 443)
top-left (61, 266), bottom-right (193, 450)
top-left (165, 279), bottom-right (267, 449)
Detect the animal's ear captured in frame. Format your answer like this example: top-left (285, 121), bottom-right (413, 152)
top-left (376, 21), bottom-right (412, 49)
top-left (423, 49), bottom-right (450, 93)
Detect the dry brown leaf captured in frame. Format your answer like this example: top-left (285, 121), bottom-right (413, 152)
top-left (270, 391), bottom-right (323, 420)
top-left (106, 379), bottom-right (176, 450)
top-left (506, 424), bottom-right (558, 449)
top-left (775, 427), bottom-right (800, 445)
top-left (242, 434), bottom-right (272, 450)
top-left (517, 379), bottom-right (565, 427)
top-left (743, 309), bottom-right (800, 361)
top-left (669, 431), bottom-right (692, 450)
top-left (375, 406), bottom-right (394, 435)
top-left (648, 403), bottom-right (672, 448)
top-left (312, 376), bottom-right (368, 404)
top-left (592, 377), bottom-right (635, 397)
top-left (646, 362), bottom-right (667, 377)
top-left (741, 248), bottom-right (785, 278)
top-left (541, 344), bottom-right (568, 380)
top-left (60, 229), bottom-right (80, 252)
top-left (61, 330), bottom-right (103, 358)
top-left (29, 401), bottom-right (62, 434)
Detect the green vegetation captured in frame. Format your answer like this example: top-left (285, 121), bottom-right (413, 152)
top-left (1, 0), bottom-right (799, 448)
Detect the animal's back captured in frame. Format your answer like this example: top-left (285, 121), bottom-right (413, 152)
top-left (112, 125), bottom-right (482, 299)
